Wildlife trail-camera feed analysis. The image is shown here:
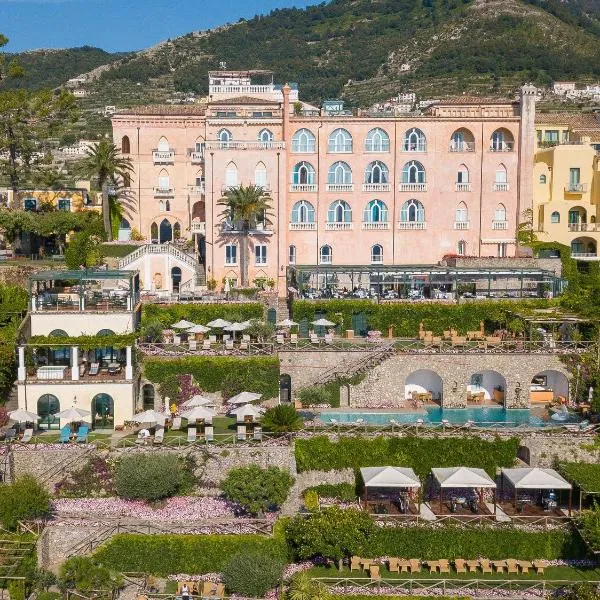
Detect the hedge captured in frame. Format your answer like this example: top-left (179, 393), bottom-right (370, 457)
top-left (291, 299), bottom-right (555, 337)
top-left (94, 534), bottom-right (288, 576)
top-left (304, 483), bottom-right (357, 502)
top-left (294, 436), bottom-right (520, 477)
top-left (143, 356), bottom-right (280, 398)
top-left (142, 303), bottom-right (264, 327)
top-left (559, 462), bottom-right (600, 494)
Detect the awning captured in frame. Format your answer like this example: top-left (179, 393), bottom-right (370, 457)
top-left (432, 467), bottom-right (496, 488)
top-left (361, 466), bottom-right (421, 488)
top-left (502, 468), bottom-right (572, 490)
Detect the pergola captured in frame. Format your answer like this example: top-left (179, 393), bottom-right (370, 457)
top-left (431, 467), bottom-right (497, 513)
top-left (360, 466), bottom-right (421, 514)
top-left (505, 309), bottom-right (593, 340)
top-left (501, 467), bottom-right (573, 516)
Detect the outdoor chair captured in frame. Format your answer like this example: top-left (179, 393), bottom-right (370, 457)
top-left (492, 560), bottom-right (507, 573)
top-left (409, 559), bottom-right (421, 573)
top-left (426, 560), bottom-right (440, 573)
top-left (369, 565), bottom-right (381, 580)
top-left (454, 559), bottom-right (467, 574)
top-left (225, 339), bottom-right (234, 350)
top-left (153, 426), bottom-right (164, 445)
top-left (290, 333), bottom-right (298, 344)
top-left (253, 426), bottom-right (262, 441)
top-left (89, 362), bottom-right (100, 376)
top-left (240, 340), bottom-right (248, 350)
top-left (4, 428), bottom-right (16, 443)
top-left (189, 340), bottom-right (197, 350)
top-left (205, 426), bottom-right (214, 442)
top-left (325, 334), bottom-right (334, 344)
top-left (173, 336), bottom-right (181, 346)
top-left (59, 426), bottom-right (71, 443)
top-left (187, 427), bottom-right (197, 443)
top-left (222, 335), bottom-right (231, 342)
top-left (350, 557), bottom-right (362, 571)
top-left (21, 428), bottom-right (33, 443)
top-left (76, 425), bottom-right (89, 443)
top-left (276, 334), bottom-right (285, 344)
top-left (310, 334), bottom-right (320, 345)
top-left (388, 558), bottom-right (400, 573)
top-left (202, 340), bottom-right (211, 350)
top-left (237, 425), bottom-right (247, 441)
top-left (438, 559), bottom-right (451, 574)
top-left (506, 559), bottom-right (519, 574)
top-left (466, 560), bottom-right (479, 572)
top-left (172, 417), bottom-right (181, 431)
top-left (480, 559), bottom-right (493, 574)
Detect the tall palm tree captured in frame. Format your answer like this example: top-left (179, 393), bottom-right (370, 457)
top-left (218, 184), bottom-right (273, 287)
top-left (78, 139), bottom-right (133, 241)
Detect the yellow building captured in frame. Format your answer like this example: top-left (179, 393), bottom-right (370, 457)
top-left (534, 113), bottom-right (600, 259)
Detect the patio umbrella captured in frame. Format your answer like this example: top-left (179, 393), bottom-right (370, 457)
top-left (229, 403), bottom-right (264, 420)
top-left (172, 319), bottom-right (196, 329)
top-left (311, 318), bottom-right (336, 327)
top-left (131, 409), bottom-right (168, 424)
top-left (8, 409), bottom-right (39, 423)
top-left (187, 324), bottom-right (211, 334)
top-left (181, 406), bottom-right (216, 422)
top-left (227, 391), bottom-right (262, 405)
top-left (277, 318), bottom-right (298, 327)
top-left (54, 407), bottom-right (91, 423)
top-left (183, 395), bottom-right (214, 408)
top-left (207, 318), bottom-right (232, 328)
top-left (224, 322), bottom-right (248, 339)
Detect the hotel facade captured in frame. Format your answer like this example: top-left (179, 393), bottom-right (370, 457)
top-left (112, 72), bottom-right (537, 295)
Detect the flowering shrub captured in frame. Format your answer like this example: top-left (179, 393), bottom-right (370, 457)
top-left (177, 374), bottom-right (203, 406)
top-left (54, 457), bottom-right (114, 498)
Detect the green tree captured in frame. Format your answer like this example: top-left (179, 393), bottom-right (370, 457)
top-left (218, 185), bottom-right (273, 287)
top-left (222, 550), bottom-right (284, 598)
top-left (0, 475), bottom-right (51, 530)
top-left (59, 556), bottom-right (122, 593)
top-left (262, 404), bottom-right (303, 432)
top-left (114, 454), bottom-right (185, 500)
top-left (77, 139), bottom-right (133, 240)
top-left (220, 465), bottom-right (294, 515)
top-left (64, 230), bottom-right (103, 269)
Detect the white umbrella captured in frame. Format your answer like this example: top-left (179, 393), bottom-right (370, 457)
top-left (224, 322), bottom-right (248, 333)
top-left (132, 409), bottom-right (168, 424)
top-left (181, 406), bottom-right (216, 423)
top-left (172, 319), bottom-right (196, 329)
top-left (230, 404), bottom-right (264, 420)
top-left (54, 407), bottom-right (91, 422)
top-left (227, 391), bottom-right (262, 405)
top-left (187, 324), bottom-right (211, 334)
top-left (311, 318), bottom-right (336, 327)
top-left (8, 409), bottom-right (39, 423)
top-left (207, 318), bottom-right (231, 328)
top-left (183, 395), bottom-right (214, 408)
top-left (277, 318), bottom-right (298, 327)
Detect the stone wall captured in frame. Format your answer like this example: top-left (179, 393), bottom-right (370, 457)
top-left (519, 433), bottom-right (600, 467)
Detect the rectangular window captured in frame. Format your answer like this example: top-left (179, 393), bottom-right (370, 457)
top-left (195, 176), bottom-right (204, 186)
top-left (225, 169), bottom-right (238, 187)
top-left (255, 245), bottom-right (267, 265)
top-left (497, 243), bottom-right (507, 258)
top-left (225, 245), bottom-right (237, 265)
top-left (544, 130), bottom-right (559, 142)
top-left (158, 175), bottom-right (170, 190)
top-left (255, 169), bottom-right (267, 187)
top-left (569, 168), bottom-right (581, 186)
top-left (288, 246), bottom-right (296, 264)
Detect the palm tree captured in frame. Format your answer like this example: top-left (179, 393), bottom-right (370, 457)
top-left (218, 185), bottom-right (273, 287)
top-left (289, 572), bottom-right (331, 600)
top-left (262, 404), bottom-right (303, 433)
top-left (78, 139), bottom-right (133, 241)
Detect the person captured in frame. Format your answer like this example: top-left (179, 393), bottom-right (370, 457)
top-left (181, 584), bottom-right (190, 600)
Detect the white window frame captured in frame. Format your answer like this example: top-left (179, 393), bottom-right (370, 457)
top-left (370, 244), bottom-right (383, 264)
top-left (225, 244), bottom-right (237, 265)
top-left (365, 128), bottom-right (390, 152)
top-left (255, 245), bottom-right (267, 265)
top-left (319, 245), bottom-right (332, 264)
top-left (291, 128), bottom-right (316, 153)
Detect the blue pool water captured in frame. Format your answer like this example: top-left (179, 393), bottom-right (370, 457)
top-left (319, 407), bottom-right (556, 428)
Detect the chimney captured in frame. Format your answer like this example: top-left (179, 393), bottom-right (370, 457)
top-left (282, 84), bottom-right (291, 141)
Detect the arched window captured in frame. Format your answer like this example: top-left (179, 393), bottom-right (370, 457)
top-left (173, 222), bottom-right (181, 239)
top-left (365, 161), bottom-right (389, 184)
top-left (403, 128), bottom-right (426, 152)
top-left (92, 393), bottom-right (114, 429)
top-left (551, 211), bottom-right (560, 224)
top-left (402, 161), bottom-right (425, 183)
top-left (457, 240), bottom-right (467, 255)
top-left (457, 164), bottom-right (469, 183)
top-left (494, 203), bottom-right (507, 221)
top-left (291, 128), bottom-right (316, 153)
top-left (121, 136), bottom-right (131, 154)
top-left (159, 219), bottom-right (172, 243)
top-left (495, 164), bottom-right (507, 183)
top-left (225, 162), bottom-right (238, 188)
top-left (371, 244), bottom-right (383, 264)
top-left (37, 394), bottom-right (60, 429)
top-left (291, 200), bottom-right (315, 223)
top-left (258, 129), bottom-right (273, 143)
top-left (150, 222), bottom-right (158, 242)
top-left (49, 329), bottom-right (68, 337)
top-left (157, 170), bottom-right (170, 191)
top-left (450, 128), bottom-right (474, 152)
top-left (320, 245), bottom-right (332, 264)
top-left (159, 200), bottom-right (165, 212)
top-left (539, 174), bottom-right (547, 184)
top-left (328, 128), bottom-right (352, 153)
top-left (364, 199), bottom-right (388, 223)
top-left (327, 200), bottom-right (352, 223)
top-left (157, 137), bottom-right (170, 152)
top-left (490, 128), bottom-right (514, 151)
top-left (288, 245), bottom-right (296, 265)
top-left (455, 202), bottom-right (469, 223)
top-left (365, 128), bottom-right (390, 152)
top-left (292, 161), bottom-right (315, 185)
top-left (218, 129), bottom-right (233, 146)
top-left (400, 199), bottom-right (425, 222)
top-left (254, 161), bottom-right (267, 187)
top-left (327, 161), bottom-right (352, 184)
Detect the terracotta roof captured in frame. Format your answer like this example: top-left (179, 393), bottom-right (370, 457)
top-left (535, 112), bottom-right (600, 127)
top-left (209, 96), bottom-right (281, 106)
top-left (116, 105), bottom-right (207, 116)
top-left (430, 96), bottom-right (515, 106)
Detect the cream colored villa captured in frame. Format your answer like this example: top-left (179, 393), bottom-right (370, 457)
top-left (112, 71), bottom-right (538, 295)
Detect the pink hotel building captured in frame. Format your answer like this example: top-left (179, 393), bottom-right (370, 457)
top-left (111, 71), bottom-right (537, 295)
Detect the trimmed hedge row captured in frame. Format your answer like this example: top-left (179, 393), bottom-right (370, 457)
top-left (294, 436), bottom-right (520, 477)
top-left (292, 299), bottom-right (555, 337)
top-left (559, 462), bottom-right (600, 494)
top-left (143, 356), bottom-right (280, 398)
top-left (142, 303), bottom-right (264, 327)
top-left (94, 534), bottom-right (288, 576)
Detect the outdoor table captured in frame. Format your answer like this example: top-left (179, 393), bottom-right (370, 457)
top-left (426, 560), bottom-right (440, 573)
top-left (360, 559), bottom-right (372, 570)
top-left (398, 560), bottom-right (411, 573)
top-left (519, 560), bottom-right (533, 574)
top-left (466, 560), bottom-right (480, 572)
top-left (532, 560), bottom-right (546, 575)
top-left (108, 362), bottom-right (122, 374)
top-left (492, 560), bottom-right (507, 573)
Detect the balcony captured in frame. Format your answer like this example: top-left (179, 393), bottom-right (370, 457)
top-left (326, 183), bottom-right (354, 192)
top-left (189, 151), bottom-right (204, 164)
top-left (189, 183), bottom-right (205, 195)
top-left (290, 184), bottom-right (317, 192)
top-left (492, 220), bottom-right (508, 230)
top-left (564, 183), bottom-right (588, 193)
top-left (152, 150), bottom-right (175, 164)
top-left (362, 222), bottom-right (390, 230)
top-left (363, 183), bottom-right (391, 192)
top-left (190, 221), bottom-right (206, 235)
top-left (490, 143), bottom-right (514, 152)
top-left (450, 142), bottom-right (475, 152)
top-left (205, 141), bottom-right (285, 150)
top-left (454, 221), bottom-right (470, 230)
top-left (397, 221), bottom-right (426, 230)
top-left (402, 144), bottom-right (426, 153)
top-left (568, 223), bottom-right (597, 232)
top-left (456, 183), bottom-right (472, 192)
top-left (153, 187), bottom-right (174, 197)
top-left (289, 222), bottom-right (316, 231)
top-left (325, 222), bottom-right (353, 231)
top-left (399, 183), bottom-right (427, 192)
top-left (493, 182), bottom-right (510, 192)
top-left (571, 252), bottom-right (599, 260)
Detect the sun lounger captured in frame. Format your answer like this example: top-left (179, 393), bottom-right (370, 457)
top-left (89, 362), bottom-right (100, 376)
top-left (187, 427), bottom-right (197, 443)
top-left (369, 565), bottom-right (381, 580)
top-left (532, 560), bottom-right (545, 575)
top-left (189, 340), bottom-right (197, 350)
top-left (438, 559), bottom-right (451, 574)
top-left (409, 559), bottom-right (421, 573)
top-left (350, 556), bottom-right (362, 571)
top-left (225, 339), bottom-right (234, 350)
top-left (4, 428), bottom-right (16, 442)
top-left (203, 339), bottom-right (211, 350)
top-left (237, 425), bottom-right (246, 441)
top-left (466, 560), bottom-right (479, 572)
top-left (59, 426), bottom-right (71, 443)
top-left (173, 336), bottom-right (181, 346)
top-left (205, 426), bottom-right (214, 442)
top-left (290, 333), bottom-right (298, 345)
top-left (518, 560), bottom-right (532, 574)
top-left (76, 425), bottom-right (89, 443)
top-left (172, 417), bottom-right (181, 431)
top-left (253, 426), bottom-right (262, 441)
top-left (222, 334), bottom-right (231, 342)
top-left (276, 334), bottom-right (284, 344)
top-left (506, 559), bottom-right (519, 574)
top-left (209, 335), bottom-right (217, 344)
top-left (388, 558), bottom-right (400, 573)
top-left (21, 428), bottom-right (33, 443)
top-left (454, 559), bottom-right (467, 573)
top-left (153, 426), bottom-right (164, 445)
top-left (242, 334), bottom-right (250, 342)
top-left (480, 559), bottom-right (493, 574)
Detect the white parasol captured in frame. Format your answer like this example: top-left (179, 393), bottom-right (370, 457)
top-left (207, 318), bottom-right (232, 328)
top-left (8, 409), bottom-right (39, 423)
top-left (181, 406), bottom-right (216, 423)
top-left (277, 318), bottom-right (298, 327)
top-left (311, 318), bottom-right (336, 327)
top-left (227, 391), bottom-right (262, 405)
top-left (53, 407), bottom-right (91, 422)
top-left (171, 319), bottom-right (196, 329)
top-left (187, 324), bottom-right (211, 334)
top-left (132, 409), bottom-right (168, 424)
top-left (182, 395), bottom-right (214, 408)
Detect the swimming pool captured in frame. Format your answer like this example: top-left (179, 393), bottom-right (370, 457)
top-left (319, 406), bottom-right (561, 428)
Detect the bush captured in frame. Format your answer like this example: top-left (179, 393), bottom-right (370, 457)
top-left (140, 320), bottom-right (164, 343)
top-left (114, 454), bottom-right (186, 500)
top-left (222, 550), bottom-right (284, 597)
top-left (262, 405), bottom-right (303, 432)
top-left (299, 386), bottom-right (332, 407)
top-left (294, 435), bottom-right (520, 477)
top-left (303, 490), bottom-right (320, 512)
top-left (59, 556), bottom-right (122, 593)
top-left (0, 476), bottom-right (51, 530)
top-left (94, 534), bottom-right (288, 576)
top-left (305, 483), bottom-right (356, 502)
top-left (577, 505), bottom-right (600, 551)
top-left (220, 465), bottom-right (294, 515)
top-left (144, 356), bottom-right (279, 398)
top-left (142, 303), bottom-right (263, 327)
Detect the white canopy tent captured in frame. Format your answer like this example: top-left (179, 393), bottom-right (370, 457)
top-left (361, 466), bottom-right (421, 489)
top-left (360, 466), bottom-right (421, 513)
top-left (431, 467), bottom-right (497, 514)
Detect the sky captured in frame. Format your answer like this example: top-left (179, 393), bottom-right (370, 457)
top-left (0, 0), bottom-right (317, 53)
